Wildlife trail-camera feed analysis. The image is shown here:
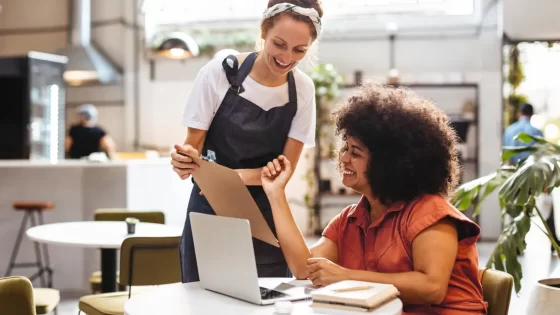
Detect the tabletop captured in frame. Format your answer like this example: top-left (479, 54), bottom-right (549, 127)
top-left (26, 221), bottom-right (183, 248)
top-left (124, 278), bottom-right (402, 315)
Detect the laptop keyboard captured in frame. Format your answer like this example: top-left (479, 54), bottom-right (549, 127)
top-left (260, 287), bottom-right (288, 300)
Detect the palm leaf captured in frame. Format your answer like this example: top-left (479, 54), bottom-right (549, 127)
top-left (515, 133), bottom-right (560, 148)
top-left (453, 167), bottom-right (514, 216)
top-left (501, 146), bottom-right (538, 163)
top-left (486, 209), bottom-right (531, 293)
top-left (453, 133), bottom-right (560, 293)
top-left (500, 152), bottom-right (560, 205)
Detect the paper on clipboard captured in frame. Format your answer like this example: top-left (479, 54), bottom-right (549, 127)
top-left (189, 155), bottom-right (279, 247)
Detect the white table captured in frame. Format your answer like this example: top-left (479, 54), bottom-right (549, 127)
top-left (124, 278), bottom-right (403, 315)
top-left (26, 221), bottom-right (183, 293)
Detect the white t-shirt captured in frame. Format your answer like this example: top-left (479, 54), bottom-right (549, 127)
top-left (181, 57), bottom-right (316, 147)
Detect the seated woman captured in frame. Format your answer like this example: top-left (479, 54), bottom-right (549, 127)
top-left (261, 82), bottom-right (487, 314)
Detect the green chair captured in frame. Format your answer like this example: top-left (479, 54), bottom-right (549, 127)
top-left (78, 236), bottom-right (181, 315)
top-left (479, 268), bottom-right (514, 315)
top-left (0, 276), bottom-right (60, 315)
top-left (0, 276), bottom-right (36, 315)
top-left (89, 209), bottom-right (165, 293)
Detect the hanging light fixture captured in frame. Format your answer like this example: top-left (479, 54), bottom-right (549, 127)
top-left (386, 22), bottom-right (400, 85)
top-left (153, 32), bottom-right (200, 60)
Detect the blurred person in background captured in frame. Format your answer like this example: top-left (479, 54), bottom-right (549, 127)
top-left (65, 103), bottom-right (116, 159)
top-left (503, 103), bottom-right (543, 164)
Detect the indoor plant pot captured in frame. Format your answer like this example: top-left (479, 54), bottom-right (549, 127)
top-left (526, 278), bottom-right (560, 315)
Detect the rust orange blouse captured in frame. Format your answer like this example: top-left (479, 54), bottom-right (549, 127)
top-left (322, 194), bottom-right (487, 315)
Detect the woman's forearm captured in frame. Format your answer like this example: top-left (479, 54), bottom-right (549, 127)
top-left (347, 269), bottom-right (448, 305)
top-left (267, 191), bottom-right (312, 279)
top-left (237, 168), bottom-right (262, 186)
top-left (237, 166), bottom-right (296, 186)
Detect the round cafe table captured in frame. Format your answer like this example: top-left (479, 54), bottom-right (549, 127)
top-left (124, 278), bottom-right (403, 315)
top-left (26, 221), bottom-right (182, 293)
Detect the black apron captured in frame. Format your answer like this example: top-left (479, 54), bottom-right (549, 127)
top-left (180, 52), bottom-right (298, 282)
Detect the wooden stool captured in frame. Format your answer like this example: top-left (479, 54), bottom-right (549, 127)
top-left (4, 202), bottom-right (55, 288)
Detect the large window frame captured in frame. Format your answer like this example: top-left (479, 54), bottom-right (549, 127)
top-left (142, 0), bottom-right (476, 26)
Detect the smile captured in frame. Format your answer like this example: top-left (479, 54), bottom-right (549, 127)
top-left (274, 57), bottom-right (292, 68)
top-left (343, 169), bottom-right (356, 175)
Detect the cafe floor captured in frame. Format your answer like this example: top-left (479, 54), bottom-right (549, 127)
top-left (54, 228), bottom-right (559, 315)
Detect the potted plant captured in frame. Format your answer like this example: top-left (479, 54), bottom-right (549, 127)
top-left (452, 132), bottom-right (560, 313)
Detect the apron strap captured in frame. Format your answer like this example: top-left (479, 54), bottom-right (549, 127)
top-left (230, 52), bottom-right (257, 94)
top-left (287, 71), bottom-right (297, 104)
top-left (221, 55), bottom-right (239, 86)
top-left (223, 52), bottom-right (295, 98)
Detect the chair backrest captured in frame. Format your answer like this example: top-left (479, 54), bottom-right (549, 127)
top-left (479, 268), bottom-right (514, 315)
top-left (94, 209), bottom-right (165, 224)
top-left (0, 276), bottom-right (36, 315)
top-left (119, 236), bottom-right (181, 293)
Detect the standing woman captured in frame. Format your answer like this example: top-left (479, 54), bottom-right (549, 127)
top-left (171, 0), bottom-right (324, 282)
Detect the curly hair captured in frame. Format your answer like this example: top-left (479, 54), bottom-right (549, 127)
top-left (332, 82), bottom-right (461, 206)
top-left (262, 0), bottom-right (324, 40)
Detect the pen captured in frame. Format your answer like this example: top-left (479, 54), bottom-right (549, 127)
top-left (333, 286), bottom-right (373, 293)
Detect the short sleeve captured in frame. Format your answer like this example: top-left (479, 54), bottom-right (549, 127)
top-left (97, 126), bottom-right (107, 138)
top-left (322, 213), bottom-right (342, 246)
top-left (288, 78), bottom-right (316, 147)
top-left (321, 205), bottom-right (353, 246)
top-left (181, 59), bottom-right (223, 130)
top-left (406, 195), bottom-right (481, 246)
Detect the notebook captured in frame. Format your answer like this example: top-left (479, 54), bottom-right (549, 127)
top-left (310, 280), bottom-right (400, 313)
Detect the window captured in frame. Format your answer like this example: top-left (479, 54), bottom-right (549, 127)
top-left (142, 0), bottom-right (475, 26)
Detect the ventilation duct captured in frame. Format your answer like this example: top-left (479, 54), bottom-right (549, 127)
top-left (56, 0), bottom-right (122, 86)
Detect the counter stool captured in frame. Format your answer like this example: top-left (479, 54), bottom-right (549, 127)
top-left (4, 202), bottom-right (54, 288)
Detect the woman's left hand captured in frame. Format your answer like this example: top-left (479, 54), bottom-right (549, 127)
top-left (307, 257), bottom-right (350, 287)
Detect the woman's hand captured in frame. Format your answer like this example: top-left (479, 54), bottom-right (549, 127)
top-left (261, 155), bottom-right (293, 196)
top-left (171, 144), bottom-right (199, 180)
top-left (307, 257), bottom-right (350, 287)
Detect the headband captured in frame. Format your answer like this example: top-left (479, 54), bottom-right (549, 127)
top-left (262, 3), bottom-right (322, 37)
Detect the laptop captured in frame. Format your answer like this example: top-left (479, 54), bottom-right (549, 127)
top-left (190, 212), bottom-right (311, 305)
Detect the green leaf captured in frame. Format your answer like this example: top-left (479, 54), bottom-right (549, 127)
top-left (514, 132), bottom-right (547, 145)
top-left (452, 168), bottom-right (513, 216)
top-left (501, 146), bottom-right (538, 163)
top-left (486, 212), bottom-right (531, 293)
top-left (500, 153), bottom-right (560, 205)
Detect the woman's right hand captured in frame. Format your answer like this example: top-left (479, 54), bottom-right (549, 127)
top-left (171, 144), bottom-right (199, 180)
top-left (261, 155), bottom-right (293, 196)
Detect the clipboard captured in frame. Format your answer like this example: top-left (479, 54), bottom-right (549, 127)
top-left (189, 155), bottom-right (279, 247)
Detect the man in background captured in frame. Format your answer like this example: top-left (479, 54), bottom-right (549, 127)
top-left (503, 103), bottom-right (559, 253)
top-left (65, 104), bottom-right (116, 159)
top-left (503, 103), bottom-right (543, 164)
